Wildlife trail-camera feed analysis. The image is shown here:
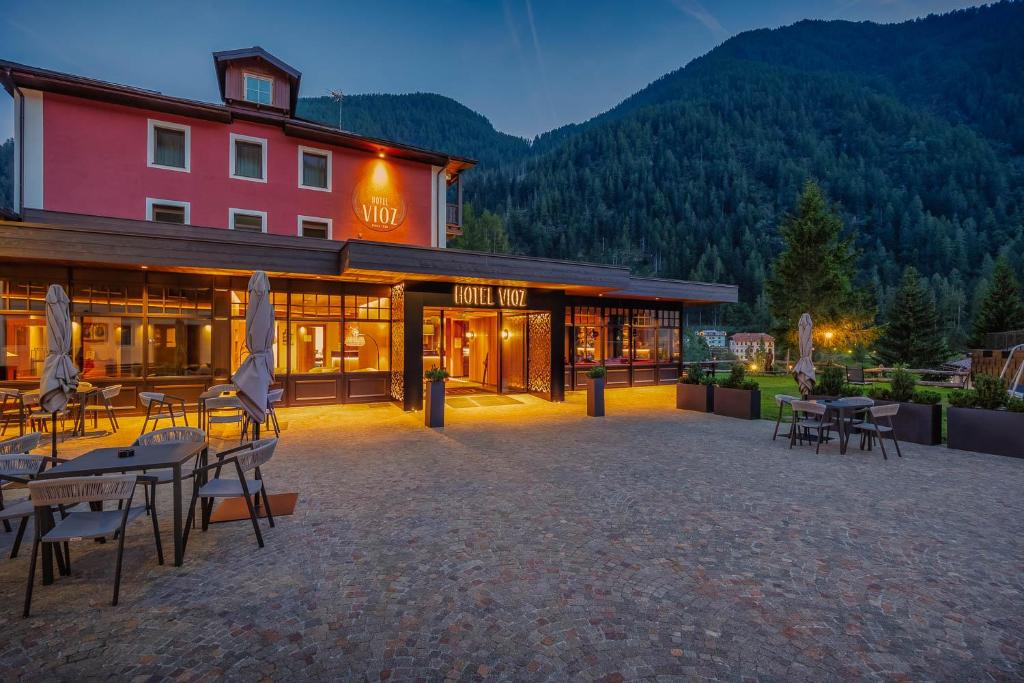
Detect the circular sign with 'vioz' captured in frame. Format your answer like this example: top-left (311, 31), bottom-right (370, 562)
top-left (352, 169), bottom-right (407, 233)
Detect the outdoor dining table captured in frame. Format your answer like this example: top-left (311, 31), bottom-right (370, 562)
top-left (817, 398), bottom-right (873, 455)
top-left (34, 440), bottom-right (207, 584)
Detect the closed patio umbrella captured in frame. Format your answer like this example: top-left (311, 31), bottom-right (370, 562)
top-left (793, 313), bottom-right (816, 398)
top-left (231, 271), bottom-right (274, 437)
top-left (39, 284), bottom-right (80, 455)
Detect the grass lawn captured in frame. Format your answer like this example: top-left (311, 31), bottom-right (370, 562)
top-left (703, 372), bottom-right (957, 440)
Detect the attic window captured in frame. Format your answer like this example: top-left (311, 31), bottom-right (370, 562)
top-left (244, 74), bottom-right (272, 105)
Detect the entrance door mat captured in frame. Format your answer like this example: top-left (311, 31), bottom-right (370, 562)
top-left (210, 492), bottom-right (298, 523)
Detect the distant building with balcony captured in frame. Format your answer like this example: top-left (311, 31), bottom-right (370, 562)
top-left (696, 329), bottom-right (727, 349)
top-left (730, 333), bottom-right (775, 360)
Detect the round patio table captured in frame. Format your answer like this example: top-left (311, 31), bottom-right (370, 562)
top-left (816, 397), bottom-right (874, 454)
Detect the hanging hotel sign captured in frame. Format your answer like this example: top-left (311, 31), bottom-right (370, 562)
top-left (453, 284), bottom-right (528, 308)
top-left (352, 175), bottom-right (407, 233)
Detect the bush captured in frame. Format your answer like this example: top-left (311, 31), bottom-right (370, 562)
top-left (701, 375), bottom-right (718, 387)
top-left (1007, 397), bottom-right (1024, 413)
top-left (839, 383), bottom-right (863, 397)
top-left (680, 364), bottom-right (703, 385)
top-left (912, 390), bottom-right (942, 405)
top-left (948, 389), bottom-right (977, 408)
top-left (739, 379), bottom-right (760, 391)
top-left (889, 365), bottom-right (919, 402)
top-left (866, 385), bottom-right (891, 400)
top-left (974, 374), bottom-right (1008, 410)
top-left (586, 366), bottom-right (607, 379)
top-left (816, 365), bottom-right (845, 396)
top-left (424, 365), bottom-right (450, 382)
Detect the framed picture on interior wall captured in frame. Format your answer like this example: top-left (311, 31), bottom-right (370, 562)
top-left (83, 322), bottom-right (108, 342)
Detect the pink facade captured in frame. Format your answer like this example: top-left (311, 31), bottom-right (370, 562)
top-left (41, 92), bottom-right (435, 246)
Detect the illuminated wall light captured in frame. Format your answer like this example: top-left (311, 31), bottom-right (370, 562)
top-left (371, 160), bottom-right (389, 187)
top-left (502, 329), bottom-right (510, 340)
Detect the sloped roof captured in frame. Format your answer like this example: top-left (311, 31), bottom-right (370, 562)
top-left (212, 46), bottom-right (302, 113)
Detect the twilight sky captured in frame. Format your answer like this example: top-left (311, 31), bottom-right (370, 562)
top-left (1, 0), bottom-right (983, 140)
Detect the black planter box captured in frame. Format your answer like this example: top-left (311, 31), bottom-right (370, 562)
top-left (677, 383), bottom-right (713, 412)
top-left (713, 387), bottom-right (761, 420)
top-left (425, 380), bottom-right (445, 428)
top-left (947, 407), bottom-right (1024, 458)
top-left (873, 400), bottom-right (941, 446)
top-left (587, 377), bottom-right (605, 417)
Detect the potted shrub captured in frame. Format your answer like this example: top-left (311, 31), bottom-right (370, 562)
top-left (677, 364), bottom-right (715, 412)
top-left (713, 364), bottom-right (761, 419)
top-left (424, 365), bottom-right (449, 428)
top-left (864, 366), bottom-right (943, 445)
top-left (947, 374), bottom-right (1024, 458)
top-left (810, 364), bottom-right (846, 400)
top-left (586, 366), bottom-right (606, 417)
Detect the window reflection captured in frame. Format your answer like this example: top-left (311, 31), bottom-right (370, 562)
top-left (631, 309), bottom-right (656, 365)
top-left (604, 307), bottom-right (629, 365)
top-left (78, 316), bottom-right (144, 378)
top-left (0, 315), bottom-right (47, 380)
top-left (230, 319), bottom-right (287, 375)
top-left (573, 306), bottom-right (602, 366)
top-left (345, 322), bottom-right (389, 372)
top-left (148, 319), bottom-right (212, 376)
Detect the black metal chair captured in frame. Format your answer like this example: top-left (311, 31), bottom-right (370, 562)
top-left (24, 474), bottom-right (163, 616)
top-left (855, 404), bottom-right (903, 460)
top-left (82, 385), bottom-right (122, 433)
top-left (789, 400), bottom-right (838, 454)
top-left (132, 427), bottom-right (208, 515)
top-left (183, 438), bottom-right (277, 552)
top-left (138, 392), bottom-right (189, 436)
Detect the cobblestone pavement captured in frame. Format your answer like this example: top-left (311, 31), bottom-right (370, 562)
top-left (0, 385), bottom-right (1021, 681)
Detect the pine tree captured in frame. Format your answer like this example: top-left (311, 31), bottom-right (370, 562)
top-left (448, 204), bottom-right (510, 253)
top-left (874, 266), bottom-right (948, 366)
top-left (970, 256), bottom-right (1024, 347)
top-left (766, 180), bottom-right (875, 349)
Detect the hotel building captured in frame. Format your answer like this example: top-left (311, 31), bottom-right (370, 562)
top-left (0, 48), bottom-right (736, 413)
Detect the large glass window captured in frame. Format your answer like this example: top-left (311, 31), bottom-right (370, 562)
top-left (572, 306), bottom-right (602, 366)
top-left (657, 310), bottom-right (681, 364)
top-left (147, 285), bottom-right (212, 376)
top-left (287, 291), bottom-right (342, 374)
top-left (300, 149), bottom-right (330, 190)
top-left (229, 288), bottom-right (288, 374)
top-left (604, 307), bottom-right (629, 365)
top-left (0, 315), bottom-right (47, 380)
top-left (78, 317), bottom-right (145, 379)
top-left (344, 321), bottom-right (389, 372)
top-left (631, 309), bottom-right (656, 365)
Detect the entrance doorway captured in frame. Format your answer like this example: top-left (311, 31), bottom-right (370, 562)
top-left (423, 308), bottom-right (542, 396)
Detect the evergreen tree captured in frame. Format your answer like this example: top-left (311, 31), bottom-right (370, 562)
top-left (874, 266), bottom-right (948, 366)
top-left (448, 204), bottom-right (510, 253)
top-left (765, 180), bottom-right (875, 349)
top-left (970, 256), bottom-right (1024, 347)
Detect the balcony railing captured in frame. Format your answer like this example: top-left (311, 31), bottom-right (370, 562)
top-left (446, 203), bottom-right (461, 227)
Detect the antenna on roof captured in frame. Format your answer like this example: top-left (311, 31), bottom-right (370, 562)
top-left (330, 89), bottom-right (344, 129)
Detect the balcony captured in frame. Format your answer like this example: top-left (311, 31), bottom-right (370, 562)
top-left (446, 203), bottom-right (462, 237)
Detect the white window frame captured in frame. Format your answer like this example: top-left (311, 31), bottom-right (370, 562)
top-left (243, 72), bottom-right (274, 105)
top-left (229, 208), bottom-right (268, 233)
top-left (229, 133), bottom-right (268, 183)
top-left (147, 119), bottom-right (190, 173)
top-left (146, 198), bottom-right (191, 225)
top-left (297, 215), bottom-right (333, 240)
top-left (297, 145), bottom-right (332, 192)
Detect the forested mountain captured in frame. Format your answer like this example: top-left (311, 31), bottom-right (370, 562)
top-left (1, 2), bottom-right (1021, 350)
top-left (296, 93), bottom-right (529, 168)
top-left (302, 2), bottom-right (1024, 344)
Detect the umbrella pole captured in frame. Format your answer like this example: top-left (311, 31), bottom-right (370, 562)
top-left (51, 412), bottom-right (58, 459)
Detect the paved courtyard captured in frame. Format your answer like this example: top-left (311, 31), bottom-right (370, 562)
top-left (0, 385), bottom-right (1022, 680)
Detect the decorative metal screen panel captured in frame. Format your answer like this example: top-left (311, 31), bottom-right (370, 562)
top-left (389, 283), bottom-right (405, 401)
top-left (527, 312), bottom-right (551, 394)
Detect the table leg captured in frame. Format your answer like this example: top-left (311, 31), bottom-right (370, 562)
top-left (839, 410), bottom-right (849, 454)
top-left (173, 463), bottom-right (183, 566)
top-left (38, 507), bottom-right (55, 585)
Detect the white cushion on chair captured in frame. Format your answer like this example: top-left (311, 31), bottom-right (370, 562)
top-left (42, 506), bottom-right (147, 541)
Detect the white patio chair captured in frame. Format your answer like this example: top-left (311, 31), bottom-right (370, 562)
top-left (772, 394), bottom-right (798, 441)
top-left (132, 427), bottom-right (208, 515)
top-left (789, 400), bottom-right (838, 454)
top-left (83, 385), bottom-right (122, 433)
top-left (198, 383), bottom-right (237, 431)
top-left (855, 404), bottom-right (903, 460)
top-left (138, 392), bottom-right (189, 436)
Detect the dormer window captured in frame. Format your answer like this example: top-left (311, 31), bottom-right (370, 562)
top-left (244, 73), bottom-right (273, 105)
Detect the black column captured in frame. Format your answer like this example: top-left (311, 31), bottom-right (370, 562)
top-left (403, 291), bottom-right (424, 411)
top-left (549, 292), bottom-right (566, 402)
